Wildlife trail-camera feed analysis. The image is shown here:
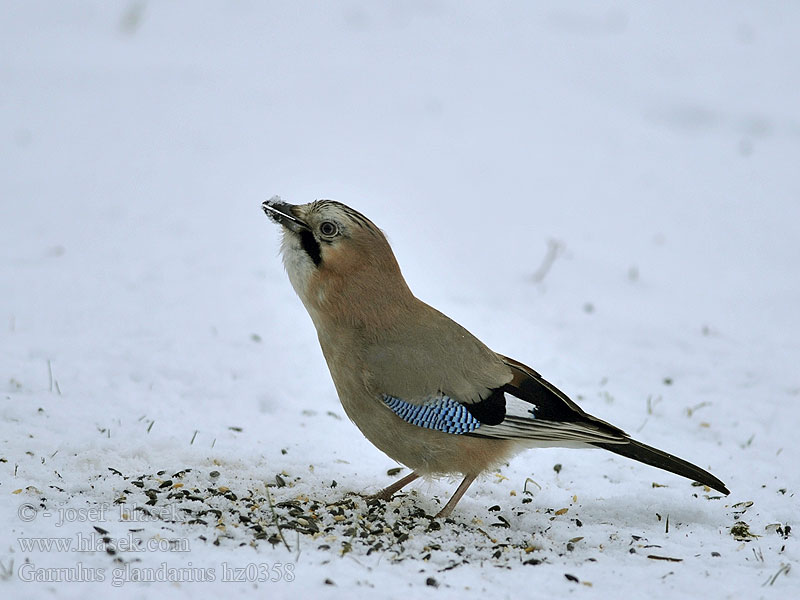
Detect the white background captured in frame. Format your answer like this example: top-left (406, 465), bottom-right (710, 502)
top-left (1, 1), bottom-right (798, 598)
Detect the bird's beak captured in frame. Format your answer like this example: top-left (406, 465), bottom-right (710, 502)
top-left (262, 197), bottom-right (311, 233)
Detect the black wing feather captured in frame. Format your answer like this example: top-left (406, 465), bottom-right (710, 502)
top-left (493, 354), bottom-right (730, 494)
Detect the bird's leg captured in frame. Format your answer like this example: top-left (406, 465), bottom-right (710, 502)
top-left (435, 474), bottom-right (477, 518)
top-left (369, 471), bottom-right (420, 501)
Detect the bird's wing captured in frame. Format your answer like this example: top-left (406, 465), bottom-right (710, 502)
top-left (374, 347), bottom-right (731, 493)
top-left (469, 355), bottom-right (629, 444)
top-left (362, 303), bottom-right (514, 406)
top-left (375, 348), bottom-right (629, 445)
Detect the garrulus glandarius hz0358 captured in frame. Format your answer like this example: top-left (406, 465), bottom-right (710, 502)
top-left (261, 197), bottom-right (729, 518)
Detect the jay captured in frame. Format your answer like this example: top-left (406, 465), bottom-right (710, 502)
top-left (261, 197), bottom-right (729, 518)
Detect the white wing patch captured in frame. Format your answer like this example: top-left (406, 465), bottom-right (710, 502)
top-left (471, 394), bottom-right (627, 445)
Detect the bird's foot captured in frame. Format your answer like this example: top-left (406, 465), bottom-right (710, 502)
top-left (368, 471), bottom-right (420, 502)
top-left (365, 490), bottom-right (395, 502)
top-left (433, 507), bottom-right (454, 519)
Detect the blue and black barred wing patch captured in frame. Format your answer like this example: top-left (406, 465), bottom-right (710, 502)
top-left (382, 394), bottom-right (482, 434)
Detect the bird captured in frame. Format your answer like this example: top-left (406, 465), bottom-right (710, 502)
top-left (261, 196), bottom-right (729, 518)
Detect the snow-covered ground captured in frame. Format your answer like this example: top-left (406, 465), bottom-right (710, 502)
top-left (2, 1), bottom-right (798, 598)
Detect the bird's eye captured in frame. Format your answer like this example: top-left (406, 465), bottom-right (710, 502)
top-left (319, 221), bottom-right (339, 237)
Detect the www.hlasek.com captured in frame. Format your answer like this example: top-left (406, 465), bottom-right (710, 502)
top-left (18, 532), bottom-right (190, 554)
top-left (18, 562), bottom-right (296, 586)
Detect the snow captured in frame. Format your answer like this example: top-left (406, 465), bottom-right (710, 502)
top-left (1, 1), bottom-right (798, 598)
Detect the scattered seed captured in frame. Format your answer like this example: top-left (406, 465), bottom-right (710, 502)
top-left (492, 516), bottom-right (511, 529)
top-left (731, 521), bottom-right (759, 541)
top-left (647, 555), bottom-right (683, 562)
top-left (763, 563), bottom-right (791, 586)
top-left (568, 537), bottom-right (584, 544)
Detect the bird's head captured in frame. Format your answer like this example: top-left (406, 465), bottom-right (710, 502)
top-left (262, 197), bottom-right (414, 327)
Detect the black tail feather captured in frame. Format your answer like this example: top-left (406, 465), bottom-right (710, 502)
top-left (592, 439), bottom-right (730, 495)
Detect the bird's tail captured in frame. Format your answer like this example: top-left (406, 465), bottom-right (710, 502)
top-left (591, 439), bottom-right (730, 495)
